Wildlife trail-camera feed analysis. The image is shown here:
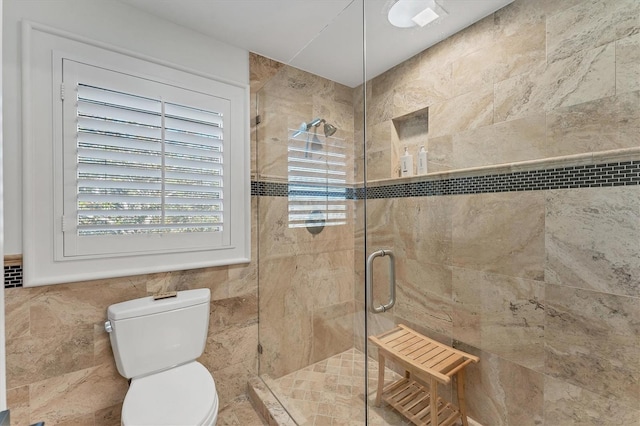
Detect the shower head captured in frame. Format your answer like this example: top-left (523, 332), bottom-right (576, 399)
top-left (323, 122), bottom-right (337, 137)
top-left (292, 118), bottom-right (338, 138)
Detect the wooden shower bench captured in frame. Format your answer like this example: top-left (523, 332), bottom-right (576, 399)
top-left (369, 324), bottom-right (479, 426)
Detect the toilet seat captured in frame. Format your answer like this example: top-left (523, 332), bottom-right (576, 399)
top-left (122, 361), bottom-right (218, 426)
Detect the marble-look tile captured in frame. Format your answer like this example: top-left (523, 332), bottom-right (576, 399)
top-left (421, 14), bottom-right (496, 69)
top-left (213, 359), bottom-right (258, 409)
top-left (452, 192), bottom-right (545, 281)
top-left (366, 148), bottom-right (392, 180)
top-left (55, 414), bottom-right (95, 426)
top-left (144, 266), bottom-right (230, 299)
top-left (29, 363), bottom-right (128, 425)
top-left (367, 121), bottom-right (392, 153)
top-left (397, 259), bottom-right (452, 303)
top-left (545, 284), bottom-right (640, 408)
top-left (201, 324), bottom-right (258, 373)
top-left (493, 0), bottom-right (545, 39)
top-left (248, 377), bottom-right (297, 426)
top-left (312, 301), bottom-right (356, 363)
top-left (546, 91), bottom-right (640, 157)
top-left (262, 65), bottom-right (335, 103)
top-left (94, 403), bottom-right (122, 426)
top-left (429, 86), bottom-right (494, 138)
top-left (453, 113), bottom-right (546, 169)
top-left (452, 268), bottom-right (545, 371)
top-left (372, 54), bottom-right (420, 101)
top-left (28, 279), bottom-right (145, 337)
top-left (6, 385), bottom-right (30, 426)
top-left (6, 325), bottom-right (95, 389)
top-left (210, 293), bottom-right (258, 331)
top-left (545, 187), bottom-right (640, 297)
top-left (395, 279), bottom-right (453, 336)
top-left (227, 261), bottom-right (258, 299)
top-left (616, 34), bottom-right (640, 95)
top-left (256, 103), bottom-right (311, 180)
top-left (258, 256), bottom-right (313, 377)
top-left (547, 0), bottom-right (640, 63)
top-left (393, 195), bottom-right (452, 264)
top-left (452, 22), bottom-right (545, 97)
top-left (394, 64), bottom-right (453, 116)
top-left (366, 85), bottom-right (394, 127)
top-left (258, 196), bottom-right (354, 257)
top-left (217, 395), bottom-right (267, 426)
top-left (544, 375), bottom-right (640, 425)
top-left (4, 286), bottom-right (43, 341)
top-left (494, 42), bottom-right (616, 123)
top-left (426, 134), bottom-right (453, 173)
top-left (249, 53), bottom-right (285, 94)
top-left (541, 0), bottom-right (585, 18)
top-left (455, 342), bottom-right (544, 426)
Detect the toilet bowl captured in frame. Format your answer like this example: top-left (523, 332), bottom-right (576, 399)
top-left (122, 362), bottom-right (218, 426)
top-left (105, 289), bottom-right (218, 426)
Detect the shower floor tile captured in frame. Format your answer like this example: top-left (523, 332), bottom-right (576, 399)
top-left (263, 348), bottom-right (460, 426)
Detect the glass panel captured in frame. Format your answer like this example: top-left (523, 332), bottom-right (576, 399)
top-left (363, 1), bottom-right (639, 425)
top-left (255, 0), bottom-right (365, 423)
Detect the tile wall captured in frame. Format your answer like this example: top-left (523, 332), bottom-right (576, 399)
top-left (357, 0), bottom-right (639, 425)
top-left (4, 201), bottom-right (259, 425)
top-left (4, 0), bottom-right (639, 424)
top-left (252, 54), bottom-right (358, 379)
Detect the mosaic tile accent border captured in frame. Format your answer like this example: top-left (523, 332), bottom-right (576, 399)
top-left (252, 180), bottom-right (356, 199)
top-left (4, 265), bottom-right (23, 289)
top-left (253, 160), bottom-right (640, 199)
top-left (6, 160), bottom-right (637, 288)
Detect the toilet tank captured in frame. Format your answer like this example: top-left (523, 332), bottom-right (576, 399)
top-left (106, 288), bottom-right (210, 379)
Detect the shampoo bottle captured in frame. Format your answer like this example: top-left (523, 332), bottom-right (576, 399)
top-left (417, 146), bottom-right (428, 175)
top-left (400, 146), bottom-right (414, 177)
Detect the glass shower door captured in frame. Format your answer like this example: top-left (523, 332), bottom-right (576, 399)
top-left (254, 1), bottom-right (366, 423)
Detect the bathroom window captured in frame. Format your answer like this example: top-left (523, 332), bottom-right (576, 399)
top-left (61, 60), bottom-right (230, 257)
top-left (22, 24), bottom-right (249, 286)
top-left (287, 128), bottom-right (348, 230)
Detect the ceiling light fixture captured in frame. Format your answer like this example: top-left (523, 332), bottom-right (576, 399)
top-left (387, 0), bottom-right (448, 28)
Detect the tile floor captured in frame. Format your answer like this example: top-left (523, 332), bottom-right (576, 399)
top-left (217, 395), bottom-right (269, 425)
top-left (262, 348), bottom-right (416, 426)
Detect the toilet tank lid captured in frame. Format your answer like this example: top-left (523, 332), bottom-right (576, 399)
top-left (108, 289), bottom-right (210, 321)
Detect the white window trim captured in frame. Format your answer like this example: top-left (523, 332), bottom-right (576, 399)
top-left (22, 21), bottom-right (250, 286)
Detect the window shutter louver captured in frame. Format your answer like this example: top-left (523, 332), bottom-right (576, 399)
top-left (75, 84), bottom-right (225, 236)
top-left (287, 130), bottom-right (348, 229)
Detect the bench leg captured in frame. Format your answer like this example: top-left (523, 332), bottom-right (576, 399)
top-left (430, 377), bottom-right (439, 426)
top-left (457, 369), bottom-right (468, 426)
top-left (376, 352), bottom-right (385, 407)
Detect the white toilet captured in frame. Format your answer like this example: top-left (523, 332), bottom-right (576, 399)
top-left (105, 288), bottom-right (219, 426)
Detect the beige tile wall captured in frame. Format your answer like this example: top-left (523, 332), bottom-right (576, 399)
top-left (254, 55), bottom-right (357, 380)
top-left (5, 0), bottom-right (639, 424)
top-left (358, 0), bottom-right (640, 424)
top-left (5, 233), bottom-right (258, 426)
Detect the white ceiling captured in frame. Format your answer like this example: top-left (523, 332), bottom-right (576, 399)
top-left (118, 0), bottom-right (514, 87)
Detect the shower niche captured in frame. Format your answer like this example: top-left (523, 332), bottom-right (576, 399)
top-left (392, 107), bottom-right (429, 178)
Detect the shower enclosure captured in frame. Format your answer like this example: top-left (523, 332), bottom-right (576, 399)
top-left (255, 0), bottom-right (640, 424)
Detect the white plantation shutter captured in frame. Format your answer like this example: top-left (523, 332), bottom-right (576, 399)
top-left (76, 84), bottom-right (224, 235)
top-left (62, 60), bottom-right (231, 257)
top-left (287, 130), bottom-right (348, 229)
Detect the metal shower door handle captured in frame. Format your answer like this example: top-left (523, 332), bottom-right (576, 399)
top-left (366, 249), bottom-right (396, 314)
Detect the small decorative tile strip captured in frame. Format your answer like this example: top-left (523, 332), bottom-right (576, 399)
top-left (252, 160), bottom-right (640, 199)
top-left (362, 160), bottom-right (640, 199)
top-left (4, 265), bottom-right (23, 288)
